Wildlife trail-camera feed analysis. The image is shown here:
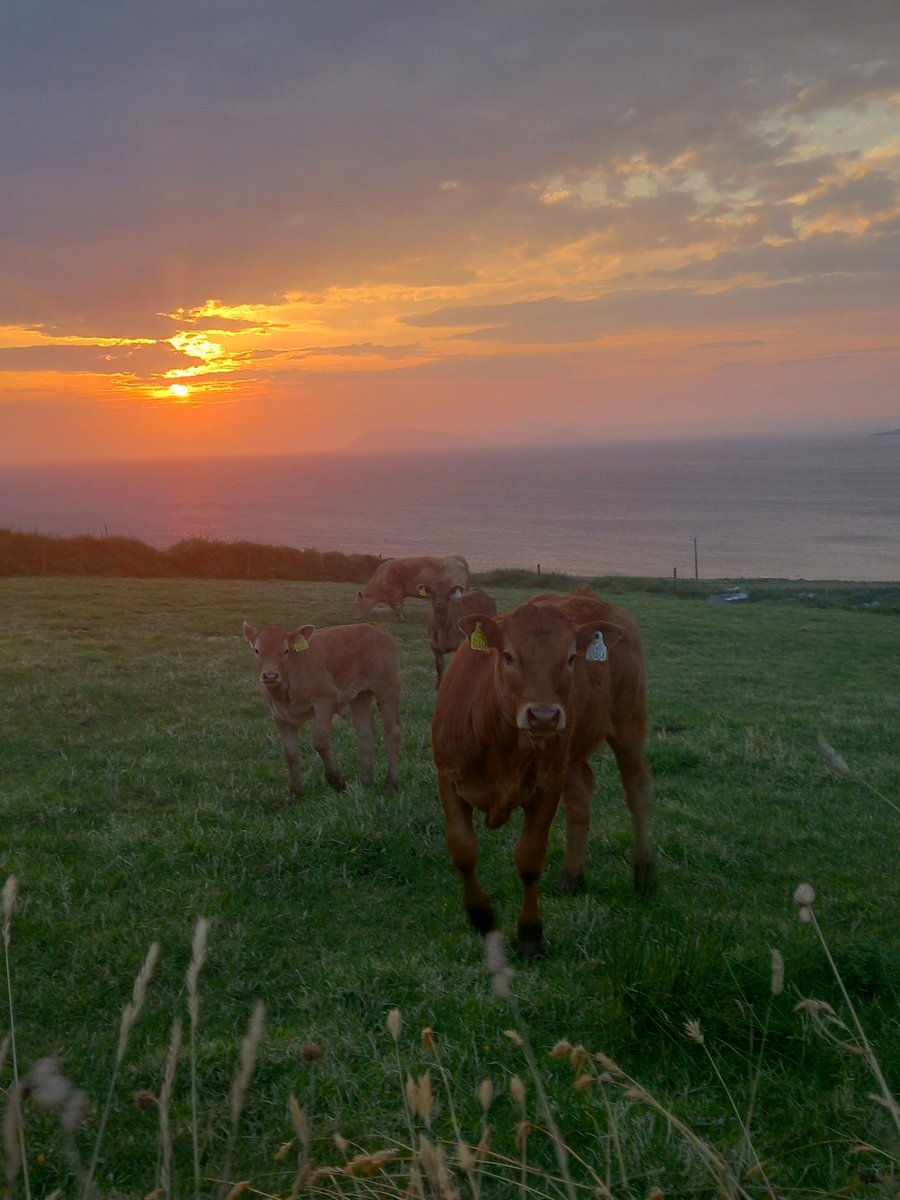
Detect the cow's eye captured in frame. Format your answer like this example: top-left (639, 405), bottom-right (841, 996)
top-left (568, 653), bottom-right (577, 666)
top-left (503, 651), bottom-right (515, 665)
top-left (254, 647), bottom-right (259, 655)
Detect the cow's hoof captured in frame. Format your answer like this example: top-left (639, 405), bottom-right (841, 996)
top-left (634, 861), bottom-right (657, 899)
top-left (326, 773), bottom-right (347, 793)
top-left (467, 905), bottom-right (496, 935)
top-left (516, 924), bottom-right (545, 960)
top-left (559, 869), bottom-right (585, 895)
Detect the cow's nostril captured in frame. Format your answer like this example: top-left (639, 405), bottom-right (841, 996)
top-left (526, 705), bottom-right (562, 730)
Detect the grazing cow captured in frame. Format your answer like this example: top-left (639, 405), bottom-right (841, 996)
top-left (431, 586), bottom-right (653, 957)
top-left (419, 583), bottom-right (498, 687)
top-left (354, 555), bottom-right (469, 622)
top-left (243, 621), bottom-right (401, 800)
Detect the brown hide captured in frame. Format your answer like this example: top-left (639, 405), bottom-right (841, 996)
top-left (243, 621), bottom-right (401, 800)
top-left (353, 555), bottom-right (469, 621)
top-left (431, 586), bottom-right (653, 956)
top-left (422, 584), bottom-right (498, 687)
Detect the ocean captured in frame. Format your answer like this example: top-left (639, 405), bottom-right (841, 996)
top-left (1, 434), bottom-right (897, 581)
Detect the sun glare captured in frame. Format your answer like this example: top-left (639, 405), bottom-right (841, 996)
top-left (168, 383), bottom-right (190, 399)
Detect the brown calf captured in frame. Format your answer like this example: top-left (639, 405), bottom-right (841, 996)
top-left (354, 555), bottom-right (469, 622)
top-left (431, 586), bottom-right (653, 957)
top-left (419, 583), bottom-right (498, 687)
top-left (243, 621), bottom-right (401, 800)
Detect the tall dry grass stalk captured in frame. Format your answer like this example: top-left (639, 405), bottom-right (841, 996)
top-left (817, 734), bottom-right (900, 817)
top-left (82, 940), bottom-right (160, 1200)
top-left (221, 999), bottom-right (265, 1195)
top-left (158, 1017), bottom-right (183, 1199)
top-left (186, 916), bottom-right (209, 1200)
top-left (483, 932), bottom-right (577, 1200)
top-left (793, 884), bottom-right (900, 1134)
top-left (2, 875), bottom-right (30, 1200)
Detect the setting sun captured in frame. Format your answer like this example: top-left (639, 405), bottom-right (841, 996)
top-left (168, 383), bottom-right (190, 400)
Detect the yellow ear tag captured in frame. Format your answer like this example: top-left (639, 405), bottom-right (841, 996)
top-left (469, 622), bottom-right (489, 652)
top-left (292, 637), bottom-right (310, 653)
top-left (417, 585), bottom-right (428, 597)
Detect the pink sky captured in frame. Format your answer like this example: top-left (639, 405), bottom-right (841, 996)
top-left (1, 2), bottom-right (899, 464)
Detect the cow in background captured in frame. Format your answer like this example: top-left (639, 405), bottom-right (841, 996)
top-left (243, 621), bottom-right (401, 801)
top-left (418, 582), bottom-right (498, 687)
top-left (354, 555), bottom-right (469, 622)
top-left (431, 586), bottom-right (653, 957)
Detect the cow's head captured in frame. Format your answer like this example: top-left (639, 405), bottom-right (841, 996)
top-left (353, 591), bottom-right (374, 620)
top-left (458, 604), bottom-right (623, 737)
top-left (243, 622), bottom-right (315, 689)
top-left (418, 581), bottom-right (465, 616)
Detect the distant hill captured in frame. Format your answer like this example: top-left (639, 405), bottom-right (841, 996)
top-left (344, 427), bottom-right (494, 452)
top-left (524, 427), bottom-right (597, 445)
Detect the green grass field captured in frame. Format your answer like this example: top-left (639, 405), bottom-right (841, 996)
top-left (1, 576), bottom-right (898, 1198)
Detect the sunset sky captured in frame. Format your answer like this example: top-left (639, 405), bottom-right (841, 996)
top-left (2, 1), bottom-right (899, 464)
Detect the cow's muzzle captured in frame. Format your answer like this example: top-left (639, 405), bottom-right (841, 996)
top-left (518, 704), bottom-right (566, 735)
top-left (261, 671), bottom-right (281, 686)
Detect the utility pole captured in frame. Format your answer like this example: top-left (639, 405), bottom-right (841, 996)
top-left (691, 535), bottom-right (699, 581)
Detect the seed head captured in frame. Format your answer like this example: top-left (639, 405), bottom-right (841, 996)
top-left (684, 1019), bottom-right (704, 1045)
top-left (509, 1075), bottom-right (526, 1107)
top-left (817, 735), bottom-right (853, 778)
top-left (2, 876), bottom-right (17, 944)
top-left (386, 1008), bottom-right (402, 1041)
top-left (478, 1078), bottom-right (493, 1113)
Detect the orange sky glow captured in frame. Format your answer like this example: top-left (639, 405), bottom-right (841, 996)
top-left (1, 4), bottom-right (899, 464)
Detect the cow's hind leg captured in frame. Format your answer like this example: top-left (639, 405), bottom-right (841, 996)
top-left (560, 758), bottom-right (594, 894)
top-left (608, 727), bottom-right (655, 896)
top-left (439, 776), bottom-right (495, 935)
top-left (376, 685), bottom-right (402, 793)
top-left (348, 693), bottom-right (377, 785)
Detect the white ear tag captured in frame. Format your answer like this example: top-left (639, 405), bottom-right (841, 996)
top-left (586, 632), bottom-right (608, 663)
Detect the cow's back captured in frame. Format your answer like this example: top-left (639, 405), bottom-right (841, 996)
top-left (291, 623), bottom-right (400, 699)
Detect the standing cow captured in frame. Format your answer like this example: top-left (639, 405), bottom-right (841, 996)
top-left (418, 582), bottom-right (498, 687)
top-left (243, 621), bottom-right (402, 800)
top-left (354, 555), bottom-right (469, 622)
top-left (431, 586), bottom-right (653, 957)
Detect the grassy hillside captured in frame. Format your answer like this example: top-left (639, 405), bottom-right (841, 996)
top-left (1, 576), bottom-right (898, 1198)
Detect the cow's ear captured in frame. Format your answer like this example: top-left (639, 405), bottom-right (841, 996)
top-left (242, 622), bottom-right (257, 643)
top-left (459, 613), bottom-right (501, 652)
top-left (289, 624), bottom-right (316, 652)
top-left (576, 619), bottom-right (626, 658)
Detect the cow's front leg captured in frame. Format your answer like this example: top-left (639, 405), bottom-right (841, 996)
top-left (438, 775), bottom-right (495, 935)
top-left (274, 718), bottom-right (304, 802)
top-left (311, 701), bottom-right (346, 792)
top-left (514, 793), bottom-right (559, 958)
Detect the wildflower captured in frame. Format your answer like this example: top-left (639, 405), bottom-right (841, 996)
top-left (484, 931), bottom-right (515, 999)
top-left (29, 1058), bottom-right (71, 1110)
top-left (132, 1089), bottom-right (157, 1112)
top-left (386, 1008), bottom-right (402, 1041)
top-left (60, 1089), bottom-right (89, 1135)
top-left (817, 734), bottom-right (853, 778)
top-left (794, 883), bottom-right (816, 924)
top-left (2, 876), bottom-right (17, 945)
top-left (770, 949), bottom-right (784, 996)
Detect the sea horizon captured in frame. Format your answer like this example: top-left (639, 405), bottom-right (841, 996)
top-left (1, 432), bottom-right (898, 582)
